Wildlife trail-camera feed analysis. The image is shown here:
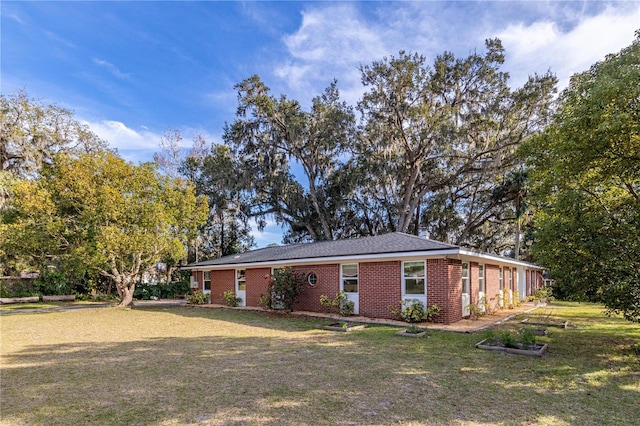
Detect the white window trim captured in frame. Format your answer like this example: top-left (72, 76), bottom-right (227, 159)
top-left (203, 271), bottom-right (211, 293)
top-left (402, 260), bottom-right (426, 298)
top-left (462, 262), bottom-right (470, 294)
top-left (340, 263), bottom-right (359, 293)
top-left (478, 264), bottom-right (485, 293)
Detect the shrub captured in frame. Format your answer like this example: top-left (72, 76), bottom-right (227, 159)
top-left (267, 267), bottom-right (307, 311)
top-left (257, 294), bottom-right (271, 310)
top-left (320, 292), bottom-right (355, 316)
top-left (519, 327), bottom-right (537, 349)
top-left (34, 271), bottom-right (69, 296)
top-left (424, 304), bottom-right (441, 322)
top-left (187, 290), bottom-right (208, 305)
top-left (222, 290), bottom-right (242, 307)
top-left (389, 299), bottom-right (426, 323)
top-left (500, 331), bottom-right (518, 348)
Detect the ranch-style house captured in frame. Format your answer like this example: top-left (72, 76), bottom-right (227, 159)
top-left (183, 232), bottom-right (544, 324)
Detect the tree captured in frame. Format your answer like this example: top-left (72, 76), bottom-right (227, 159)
top-left (224, 76), bottom-right (356, 242)
top-left (182, 144), bottom-right (254, 259)
top-left (355, 41), bottom-right (556, 249)
top-left (524, 33), bottom-right (640, 321)
top-left (0, 90), bottom-right (106, 186)
top-left (4, 151), bottom-right (208, 306)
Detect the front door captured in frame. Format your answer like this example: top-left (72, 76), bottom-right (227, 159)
top-left (340, 263), bottom-right (359, 315)
top-left (235, 269), bottom-right (246, 307)
top-left (461, 262), bottom-right (470, 316)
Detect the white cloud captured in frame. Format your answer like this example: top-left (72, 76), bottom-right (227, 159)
top-left (496, 4), bottom-right (640, 90)
top-left (86, 120), bottom-right (164, 151)
top-left (276, 4), bottom-right (389, 105)
top-left (276, 2), bottom-right (639, 105)
top-left (92, 58), bottom-right (132, 80)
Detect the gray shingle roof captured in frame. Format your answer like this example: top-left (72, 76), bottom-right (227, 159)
top-left (187, 232), bottom-right (458, 267)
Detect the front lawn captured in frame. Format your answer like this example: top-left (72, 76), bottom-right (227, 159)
top-left (1, 304), bottom-right (638, 425)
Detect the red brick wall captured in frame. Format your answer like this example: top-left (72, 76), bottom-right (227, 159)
top-left (426, 258), bottom-right (462, 324)
top-left (245, 268), bottom-right (271, 306)
top-left (359, 261), bottom-right (401, 319)
top-left (209, 270), bottom-right (235, 304)
top-left (291, 264), bottom-right (340, 313)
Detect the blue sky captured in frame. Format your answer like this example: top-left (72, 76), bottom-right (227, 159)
top-left (2, 1), bottom-right (638, 247)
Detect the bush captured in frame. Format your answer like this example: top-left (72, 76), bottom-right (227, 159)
top-left (389, 299), bottom-right (426, 323)
top-left (222, 290), bottom-right (242, 307)
top-left (519, 327), bottom-right (537, 349)
top-left (187, 290), bottom-right (208, 305)
top-left (320, 292), bottom-right (355, 316)
top-left (34, 271), bottom-right (69, 296)
top-left (257, 294), bottom-right (271, 310)
top-left (424, 304), bottom-right (441, 322)
top-left (267, 267), bottom-right (307, 311)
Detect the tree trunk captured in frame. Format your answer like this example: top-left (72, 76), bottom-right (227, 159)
top-left (118, 284), bottom-right (135, 307)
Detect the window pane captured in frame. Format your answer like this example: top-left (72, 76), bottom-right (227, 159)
top-left (343, 279), bottom-right (358, 293)
top-left (237, 270), bottom-right (246, 280)
top-left (342, 264), bottom-right (358, 278)
top-left (204, 271), bottom-right (211, 280)
top-left (478, 265), bottom-right (484, 278)
top-left (405, 278), bottom-right (425, 294)
top-left (462, 263), bottom-right (469, 279)
top-left (404, 261), bottom-right (425, 277)
top-left (204, 280), bottom-right (211, 291)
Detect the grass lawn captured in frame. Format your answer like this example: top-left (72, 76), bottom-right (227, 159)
top-left (1, 303), bottom-right (638, 425)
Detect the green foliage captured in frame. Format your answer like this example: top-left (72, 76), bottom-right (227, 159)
top-left (319, 291), bottom-right (354, 316)
top-left (221, 290), bottom-right (242, 307)
top-left (224, 76), bottom-right (356, 243)
top-left (257, 293), bottom-right (271, 310)
top-left (187, 290), bottom-right (208, 305)
top-left (424, 304), bottom-right (441, 322)
top-left (3, 151), bottom-right (208, 307)
top-left (523, 34), bottom-right (640, 322)
top-left (267, 267), bottom-right (307, 311)
top-left (519, 327), bottom-right (537, 349)
top-left (389, 299), bottom-right (426, 323)
top-left (33, 271), bottom-right (68, 296)
top-left (499, 331), bottom-right (519, 349)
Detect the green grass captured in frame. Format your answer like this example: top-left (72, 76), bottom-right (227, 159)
top-left (1, 304), bottom-right (638, 425)
top-left (0, 300), bottom-right (111, 311)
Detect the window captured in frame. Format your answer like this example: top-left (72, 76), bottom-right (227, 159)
top-left (307, 272), bottom-right (318, 286)
top-left (403, 261), bottom-right (425, 295)
top-left (478, 265), bottom-right (485, 293)
top-left (203, 271), bottom-right (211, 291)
top-left (236, 269), bottom-right (246, 291)
top-left (341, 264), bottom-right (358, 293)
top-left (499, 267), bottom-right (504, 290)
top-left (462, 263), bottom-right (469, 294)
top-left (508, 268), bottom-right (513, 290)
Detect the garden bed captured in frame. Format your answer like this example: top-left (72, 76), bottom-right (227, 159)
top-left (521, 318), bottom-right (569, 329)
top-left (475, 338), bottom-right (548, 357)
top-left (320, 322), bottom-right (366, 332)
top-left (395, 328), bottom-right (428, 338)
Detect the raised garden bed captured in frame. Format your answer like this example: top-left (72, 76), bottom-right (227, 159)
top-left (395, 328), bottom-right (428, 338)
top-left (0, 296), bottom-right (40, 304)
top-left (475, 338), bottom-right (548, 357)
top-left (320, 322), bottom-right (366, 332)
top-left (521, 318), bottom-right (569, 329)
